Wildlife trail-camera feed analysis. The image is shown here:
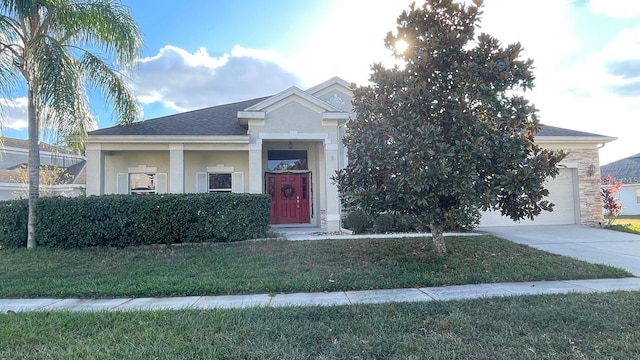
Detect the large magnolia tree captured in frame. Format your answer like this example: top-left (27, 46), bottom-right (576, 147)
top-left (335, 0), bottom-right (566, 256)
top-left (0, 0), bottom-right (142, 248)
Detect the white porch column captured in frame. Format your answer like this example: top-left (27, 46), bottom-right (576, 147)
top-left (85, 143), bottom-right (104, 195)
top-left (169, 144), bottom-right (184, 193)
top-left (324, 142), bottom-right (340, 232)
top-left (248, 140), bottom-right (263, 194)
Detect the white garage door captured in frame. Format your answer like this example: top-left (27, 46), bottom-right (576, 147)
top-left (479, 168), bottom-right (577, 227)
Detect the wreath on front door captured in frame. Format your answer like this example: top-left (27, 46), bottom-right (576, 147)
top-left (281, 184), bottom-right (296, 198)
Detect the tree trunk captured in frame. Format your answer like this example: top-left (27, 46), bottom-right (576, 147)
top-left (26, 86), bottom-right (40, 249)
top-left (430, 223), bottom-right (447, 256)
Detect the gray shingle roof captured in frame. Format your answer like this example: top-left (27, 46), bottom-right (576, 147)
top-left (537, 124), bottom-right (606, 137)
top-left (88, 97), bottom-right (608, 140)
top-left (601, 154), bottom-right (640, 184)
top-left (0, 160), bottom-right (86, 185)
top-left (1, 137), bottom-right (77, 154)
top-left (89, 97), bottom-right (270, 136)
top-left (66, 160), bottom-right (86, 184)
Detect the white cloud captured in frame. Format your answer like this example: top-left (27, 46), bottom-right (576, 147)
top-left (137, 46), bottom-right (229, 69)
top-left (480, 1), bottom-right (578, 67)
top-left (131, 45), bottom-right (302, 113)
top-left (520, 19), bottom-right (640, 164)
top-left (590, 0), bottom-right (640, 18)
top-left (290, 0), bottom-right (640, 164)
top-left (290, 0), bottom-right (579, 88)
top-left (290, 0), bottom-right (415, 87)
top-left (0, 97), bottom-right (28, 130)
top-left (125, 0), bottom-right (639, 164)
top-left (553, 25), bottom-right (640, 102)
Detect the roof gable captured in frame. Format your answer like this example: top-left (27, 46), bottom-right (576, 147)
top-left (306, 76), bottom-right (351, 97)
top-left (244, 86), bottom-right (341, 113)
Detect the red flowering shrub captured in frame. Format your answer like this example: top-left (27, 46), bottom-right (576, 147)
top-left (602, 174), bottom-right (623, 225)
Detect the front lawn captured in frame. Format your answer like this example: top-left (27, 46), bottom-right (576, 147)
top-left (1, 291), bottom-right (639, 359)
top-left (0, 236), bottom-right (629, 298)
top-left (612, 215), bottom-right (640, 226)
top-left (608, 215), bottom-right (640, 235)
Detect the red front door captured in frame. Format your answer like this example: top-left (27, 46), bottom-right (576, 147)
top-left (266, 173), bottom-right (311, 224)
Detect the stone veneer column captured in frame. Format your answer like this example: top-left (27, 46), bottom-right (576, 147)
top-left (564, 148), bottom-right (604, 226)
top-left (169, 144), bottom-right (184, 193)
top-left (85, 143), bottom-right (104, 195)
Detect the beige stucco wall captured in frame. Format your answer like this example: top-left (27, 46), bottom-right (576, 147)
top-left (183, 151), bottom-right (249, 193)
top-left (252, 100), bottom-right (340, 146)
top-left (103, 149), bottom-right (251, 194)
top-left (245, 93), bottom-right (350, 231)
top-left (103, 151), bottom-right (169, 194)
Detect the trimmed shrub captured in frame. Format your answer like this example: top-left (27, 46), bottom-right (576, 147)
top-left (0, 200), bottom-right (28, 248)
top-left (344, 209), bottom-right (372, 234)
top-left (0, 193), bottom-right (271, 249)
top-left (393, 214), bottom-right (419, 232)
top-left (373, 213), bottom-right (394, 233)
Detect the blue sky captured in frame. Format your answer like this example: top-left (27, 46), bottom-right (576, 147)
top-left (2, 0), bottom-right (640, 165)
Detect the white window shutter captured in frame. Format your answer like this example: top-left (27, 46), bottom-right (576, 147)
top-left (196, 172), bottom-right (208, 193)
top-left (117, 173), bottom-right (129, 194)
top-left (156, 173), bottom-right (168, 194)
top-left (232, 172), bottom-right (244, 193)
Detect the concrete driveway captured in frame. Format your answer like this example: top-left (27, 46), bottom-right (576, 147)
top-left (480, 225), bottom-right (640, 276)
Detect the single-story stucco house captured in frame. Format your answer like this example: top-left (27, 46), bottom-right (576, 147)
top-left (600, 154), bottom-right (640, 215)
top-left (0, 137), bottom-right (86, 200)
top-left (86, 77), bottom-right (615, 231)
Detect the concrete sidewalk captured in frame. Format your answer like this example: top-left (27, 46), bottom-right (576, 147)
top-left (2, 277), bottom-right (640, 313)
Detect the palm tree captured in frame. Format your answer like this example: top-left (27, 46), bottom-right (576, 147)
top-left (0, 0), bottom-right (142, 248)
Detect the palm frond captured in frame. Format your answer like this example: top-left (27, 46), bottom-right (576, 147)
top-left (51, 0), bottom-right (142, 66)
top-left (0, 12), bottom-right (21, 41)
top-left (0, 0), bottom-right (142, 141)
top-left (0, 45), bottom-right (19, 95)
top-left (0, 14), bottom-right (22, 130)
top-left (0, 13), bottom-right (22, 81)
top-left (0, 0), bottom-right (18, 17)
top-left (28, 34), bottom-right (92, 141)
top-left (80, 51), bottom-right (138, 125)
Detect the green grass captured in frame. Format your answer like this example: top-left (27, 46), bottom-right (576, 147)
top-left (0, 236), bottom-right (630, 298)
top-left (2, 291), bottom-right (640, 359)
top-left (608, 215), bottom-right (640, 235)
top-left (612, 215), bottom-right (640, 226)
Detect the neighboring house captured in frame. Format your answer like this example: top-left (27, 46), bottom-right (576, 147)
top-left (0, 137), bottom-right (86, 200)
top-left (86, 77), bottom-right (614, 231)
top-left (600, 154), bottom-right (640, 215)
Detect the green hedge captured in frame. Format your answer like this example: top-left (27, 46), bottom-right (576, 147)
top-left (0, 193), bottom-right (271, 248)
top-left (0, 200), bottom-right (28, 248)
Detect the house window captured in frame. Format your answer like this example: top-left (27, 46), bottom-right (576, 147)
top-left (208, 173), bottom-right (232, 192)
top-left (635, 188), bottom-right (640, 204)
top-left (130, 173), bottom-right (156, 194)
top-left (267, 150), bottom-right (308, 171)
top-left (196, 169), bottom-right (243, 193)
